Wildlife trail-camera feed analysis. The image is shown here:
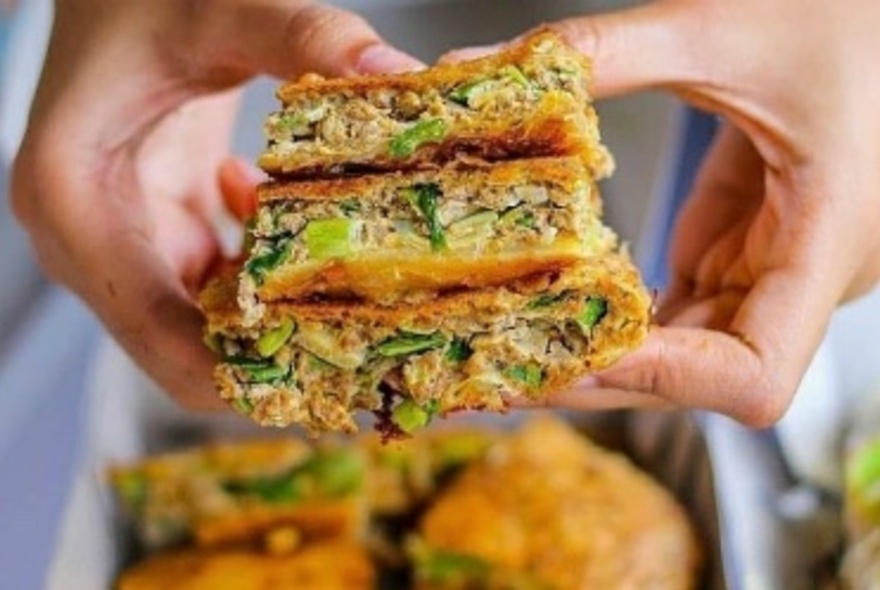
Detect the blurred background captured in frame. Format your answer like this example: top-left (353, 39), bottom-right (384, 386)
top-left (3, 1), bottom-right (880, 588)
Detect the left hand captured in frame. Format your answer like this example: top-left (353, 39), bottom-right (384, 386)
top-left (11, 0), bottom-right (421, 409)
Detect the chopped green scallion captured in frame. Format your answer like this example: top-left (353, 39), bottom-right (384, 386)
top-left (256, 318), bottom-right (296, 358)
top-left (505, 362), bottom-right (543, 389)
top-left (232, 397), bottom-right (255, 415)
top-left (303, 218), bottom-right (358, 260)
top-left (448, 78), bottom-right (492, 106)
top-left (579, 297), bottom-right (608, 331)
top-left (418, 550), bottom-right (491, 584)
top-left (245, 239), bottom-right (293, 284)
top-left (389, 118), bottom-right (447, 158)
top-left (376, 331), bottom-right (448, 357)
top-left (392, 399), bottom-right (440, 434)
top-left (446, 338), bottom-right (473, 362)
top-left (526, 293), bottom-right (565, 310)
top-left (402, 184), bottom-right (447, 252)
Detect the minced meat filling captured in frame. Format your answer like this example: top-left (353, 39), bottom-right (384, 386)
top-left (214, 292), bottom-right (609, 432)
top-left (263, 64), bottom-right (584, 161)
top-left (243, 181), bottom-right (607, 275)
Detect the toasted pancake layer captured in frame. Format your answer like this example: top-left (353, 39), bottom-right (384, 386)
top-left (258, 32), bottom-right (611, 179)
top-left (238, 157), bottom-right (616, 318)
top-left (412, 417), bottom-right (701, 590)
top-left (201, 255), bottom-right (651, 434)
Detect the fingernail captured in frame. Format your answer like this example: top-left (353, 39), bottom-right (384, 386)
top-left (442, 44), bottom-right (504, 64)
top-left (356, 44), bottom-right (424, 75)
top-left (226, 157), bottom-right (264, 185)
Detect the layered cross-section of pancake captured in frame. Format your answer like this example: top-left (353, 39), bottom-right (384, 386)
top-left (238, 157), bottom-right (617, 321)
top-left (201, 255), bottom-right (650, 435)
top-left (258, 31), bottom-right (612, 179)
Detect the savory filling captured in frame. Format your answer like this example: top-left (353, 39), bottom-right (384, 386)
top-left (408, 539), bottom-right (550, 590)
top-left (214, 292), bottom-right (609, 433)
top-left (240, 180), bottom-right (613, 297)
top-left (112, 446), bottom-right (365, 549)
top-left (263, 62), bottom-right (587, 164)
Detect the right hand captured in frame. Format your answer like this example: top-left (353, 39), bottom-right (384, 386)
top-left (448, 0), bottom-right (880, 427)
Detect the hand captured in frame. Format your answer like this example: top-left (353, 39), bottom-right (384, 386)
top-left (449, 1), bottom-right (880, 426)
top-left (11, 0), bottom-right (421, 409)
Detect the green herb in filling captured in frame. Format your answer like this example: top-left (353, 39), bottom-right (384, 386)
top-left (402, 183), bottom-right (447, 252)
top-left (389, 118), bottom-right (447, 158)
top-left (417, 549), bottom-right (492, 584)
top-left (297, 449), bottom-right (364, 497)
top-left (256, 318), bottom-right (296, 358)
top-left (376, 330), bottom-right (448, 357)
top-left (276, 112), bottom-right (309, 136)
top-left (227, 357), bottom-right (290, 384)
top-left (848, 437), bottom-right (880, 503)
top-left (526, 293), bottom-right (565, 310)
top-left (515, 211), bottom-right (537, 229)
top-left (500, 64), bottom-right (532, 90)
top-left (339, 199), bottom-right (361, 216)
top-left (505, 362), bottom-right (544, 389)
top-left (448, 78), bottom-right (492, 106)
top-left (446, 338), bottom-right (473, 362)
top-left (222, 448), bottom-right (363, 504)
top-left (303, 217), bottom-right (358, 260)
top-left (115, 471), bottom-right (148, 512)
top-left (245, 239), bottom-right (293, 284)
top-left (232, 396), bottom-right (255, 415)
top-left (202, 332), bottom-right (223, 355)
top-left (222, 470), bottom-right (303, 503)
top-left (274, 106), bottom-right (325, 138)
top-left (446, 210), bottom-right (499, 240)
top-left (500, 205), bottom-right (537, 230)
top-left (392, 399), bottom-right (440, 434)
top-left (579, 296), bottom-right (608, 331)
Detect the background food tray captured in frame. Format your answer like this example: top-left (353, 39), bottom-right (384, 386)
top-left (45, 341), bottom-right (726, 589)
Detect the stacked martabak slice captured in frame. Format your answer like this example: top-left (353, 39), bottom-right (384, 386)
top-left (200, 31), bottom-right (652, 435)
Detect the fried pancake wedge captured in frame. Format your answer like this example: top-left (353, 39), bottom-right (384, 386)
top-left (258, 31), bottom-right (611, 179)
top-left (200, 255), bottom-right (651, 435)
top-left (116, 541), bottom-right (374, 590)
top-left (239, 157), bottom-right (616, 317)
top-left (412, 416), bottom-right (701, 590)
top-left (109, 439), bottom-right (368, 550)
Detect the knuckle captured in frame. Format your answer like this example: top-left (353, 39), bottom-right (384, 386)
top-left (549, 18), bottom-right (602, 59)
top-left (735, 374), bottom-right (791, 429)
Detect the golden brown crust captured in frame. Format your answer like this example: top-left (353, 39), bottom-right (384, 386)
top-left (256, 244), bottom-right (588, 304)
top-left (116, 541), bottom-right (375, 590)
top-left (257, 156), bottom-right (593, 204)
top-left (417, 416), bottom-right (701, 590)
top-left (275, 31), bottom-right (591, 103)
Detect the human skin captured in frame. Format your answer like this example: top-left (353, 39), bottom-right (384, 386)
top-left (15, 1), bottom-right (880, 427)
top-left (11, 0), bottom-right (421, 409)
top-left (443, 0), bottom-right (880, 426)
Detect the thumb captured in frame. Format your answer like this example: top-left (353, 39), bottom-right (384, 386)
top-left (443, 3), bottom-right (703, 100)
top-left (548, 2), bottom-right (701, 98)
top-left (181, 1), bottom-right (424, 82)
